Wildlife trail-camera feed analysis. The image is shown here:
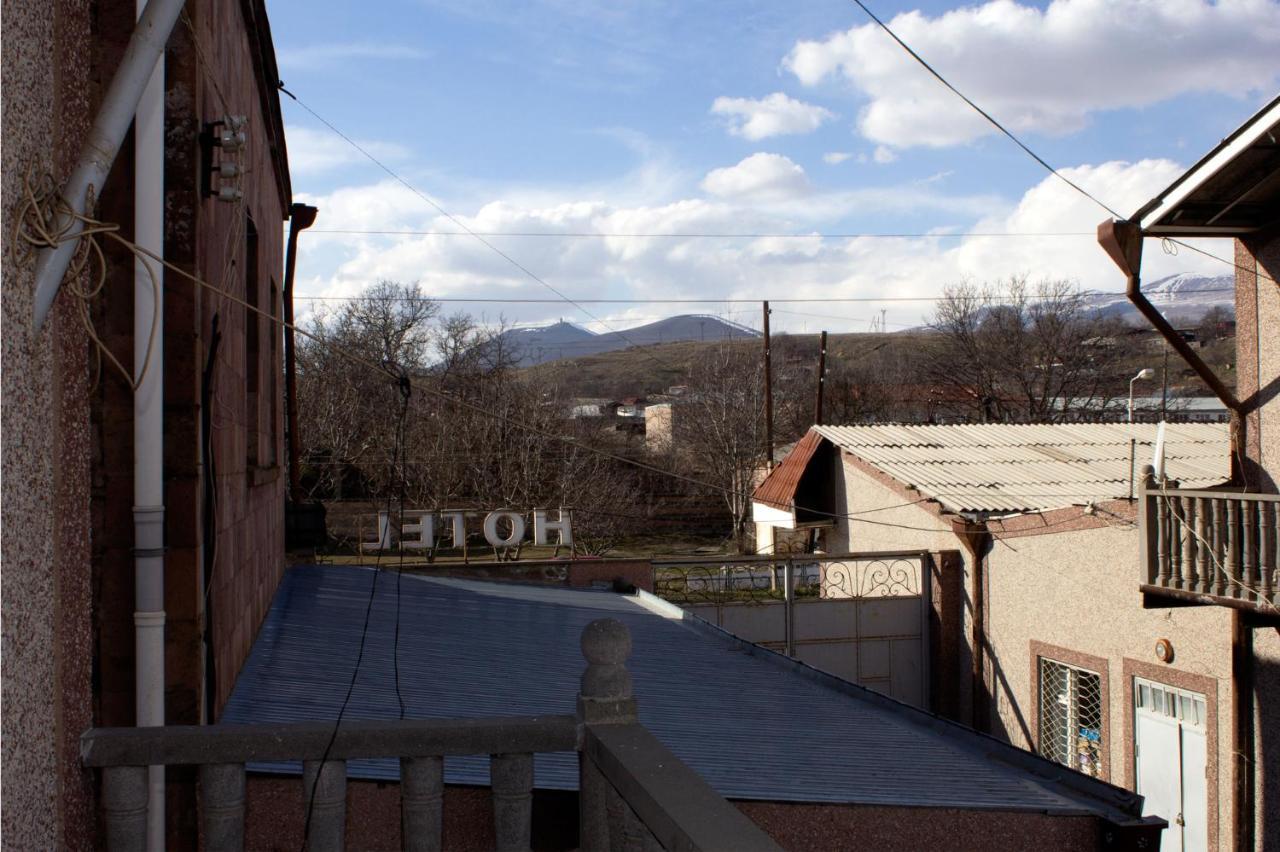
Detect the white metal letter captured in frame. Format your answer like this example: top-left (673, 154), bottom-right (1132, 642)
top-left (483, 511), bottom-right (526, 548)
top-left (439, 511), bottom-right (466, 548)
top-left (401, 512), bottom-right (436, 550)
top-left (533, 508), bottom-right (573, 547)
top-left (362, 511), bottom-right (393, 552)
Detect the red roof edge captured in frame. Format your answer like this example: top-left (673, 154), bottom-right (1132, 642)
top-left (752, 429), bottom-right (825, 511)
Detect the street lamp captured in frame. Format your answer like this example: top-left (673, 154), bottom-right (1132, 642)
top-left (1128, 368), bottom-right (1155, 423)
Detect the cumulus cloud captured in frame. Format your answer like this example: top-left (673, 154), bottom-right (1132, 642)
top-left (872, 145), bottom-right (897, 164)
top-left (785, 0), bottom-right (1280, 148)
top-left (286, 126), bottom-right (411, 174)
top-left (710, 92), bottom-right (835, 140)
top-left (700, 153), bottom-right (811, 201)
top-left (278, 41), bottom-right (428, 71)
top-left (291, 158), bottom-right (1225, 334)
top-left (823, 151), bottom-right (854, 164)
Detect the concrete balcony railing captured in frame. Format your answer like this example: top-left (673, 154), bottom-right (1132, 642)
top-left (1138, 468), bottom-right (1280, 615)
top-left (80, 619), bottom-right (781, 852)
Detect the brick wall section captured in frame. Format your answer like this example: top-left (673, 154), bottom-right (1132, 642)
top-left (88, 1), bottom-right (289, 843)
top-left (242, 778), bottom-right (1106, 851)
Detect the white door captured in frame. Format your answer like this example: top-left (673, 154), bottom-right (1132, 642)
top-left (1134, 679), bottom-right (1208, 852)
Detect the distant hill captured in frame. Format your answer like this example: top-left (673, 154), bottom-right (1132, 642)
top-left (1082, 273), bottom-right (1234, 325)
top-left (502, 314), bottom-right (759, 366)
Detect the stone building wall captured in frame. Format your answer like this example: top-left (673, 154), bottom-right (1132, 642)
top-left (0, 0), bottom-right (97, 847)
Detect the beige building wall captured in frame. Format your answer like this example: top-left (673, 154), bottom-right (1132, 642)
top-left (830, 453), bottom-right (976, 722)
top-left (983, 522), bottom-right (1237, 848)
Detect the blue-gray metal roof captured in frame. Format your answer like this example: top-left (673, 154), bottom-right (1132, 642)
top-left (222, 565), bottom-right (1141, 817)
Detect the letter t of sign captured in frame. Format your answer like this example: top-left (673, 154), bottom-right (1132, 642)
top-left (533, 508), bottom-right (573, 547)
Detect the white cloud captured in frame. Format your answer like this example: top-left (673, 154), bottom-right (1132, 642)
top-left (710, 92), bottom-right (835, 140)
top-left (286, 126), bottom-right (411, 175)
top-left (872, 145), bottom-right (897, 164)
top-left (785, 0), bottom-right (1280, 148)
top-left (823, 151), bottom-right (854, 164)
top-left (291, 159), bottom-right (1225, 334)
top-left (700, 153), bottom-right (810, 201)
top-left (278, 42), bottom-right (428, 71)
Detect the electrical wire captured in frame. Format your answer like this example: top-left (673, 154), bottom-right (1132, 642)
top-left (306, 228), bottom-right (1097, 239)
top-left (290, 288), bottom-right (1238, 305)
top-left (276, 86), bottom-right (690, 378)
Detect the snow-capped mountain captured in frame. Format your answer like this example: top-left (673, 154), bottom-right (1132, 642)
top-left (1082, 273), bottom-right (1234, 324)
top-left (502, 314), bottom-right (759, 366)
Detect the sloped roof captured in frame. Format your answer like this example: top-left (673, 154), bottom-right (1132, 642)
top-left (222, 565), bottom-right (1145, 821)
top-left (1132, 93), bottom-right (1280, 237)
top-left (814, 422), bottom-right (1229, 514)
top-left (754, 430), bottom-right (824, 510)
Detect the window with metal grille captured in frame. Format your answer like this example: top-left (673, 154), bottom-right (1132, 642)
top-left (1038, 658), bottom-right (1104, 778)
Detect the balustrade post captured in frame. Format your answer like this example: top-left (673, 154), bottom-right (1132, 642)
top-left (1226, 500), bottom-right (1240, 598)
top-left (302, 758), bottom-right (348, 852)
top-left (1139, 467), bottom-right (1161, 586)
top-left (1264, 504), bottom-right (1278, 604)
top-left (1213, 498), bottom-right (1227, 596)
top-left (1181, 496), bottom-right (1197, 591)
top-left (103, 765), bottom-right (148, 852)
top-left (491, 753), bottom-right (534, 852)
top-left (1243, 500), bottom-right (1258, 602)
top-left (1195, 497), bottom-right (1211, 594)
top-left (578, 618), bottom-right (637, 852)
top-left (200, 763), bottom-right (246, 852)
top-left (1153, 471), bottom-right (1170, 587)
top-left (401, 755), bottom-right (444, 852)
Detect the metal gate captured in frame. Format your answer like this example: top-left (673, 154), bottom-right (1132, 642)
top-left (651, 552), bottom-right (931, 707)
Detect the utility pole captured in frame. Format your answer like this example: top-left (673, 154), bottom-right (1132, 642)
top-left (1161, 343), bottom-right (1169, 420)
top-left (763, 301), bottom-right (774, 470)
top-left (814, 330), bottom-right (828, 425)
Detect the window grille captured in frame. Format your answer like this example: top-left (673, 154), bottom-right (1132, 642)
top-left (1038, 658), bottom-right (1104, 778)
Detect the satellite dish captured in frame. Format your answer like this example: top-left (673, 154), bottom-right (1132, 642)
top-left (1151, 421), bottom-right (1167, 481)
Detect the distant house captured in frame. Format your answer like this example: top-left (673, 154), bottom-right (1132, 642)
top-left (753, 421), bottom-right (1263, 850)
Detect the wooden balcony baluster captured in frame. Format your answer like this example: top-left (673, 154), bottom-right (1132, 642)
top-left (1212, 498), bottom-right (1227, 597)
top-left (1243, 500), bottom-right (1258, 602)
top-left (1155, 489), bottom-right (1171, 586)
top-left (1181, 496), bottom-right (1197, 592)
top-left (1226, 500), bottom-right (1240, 598)
top-left (1195, 497), bottom-right (1211, 594)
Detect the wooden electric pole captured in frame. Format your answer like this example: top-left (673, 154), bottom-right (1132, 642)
top-left (763, 301), bottom-right (774, 470)
top-left (814, 330), bottom-right (828, 425)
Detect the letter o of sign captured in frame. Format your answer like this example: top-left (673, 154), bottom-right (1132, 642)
top-left (483, 511), bottom-right (526, 548)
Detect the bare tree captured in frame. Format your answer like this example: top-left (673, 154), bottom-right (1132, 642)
top-left (924, 277), bottom-right (1126, 423)
top-left (672, 344), bottom-right (768, 551)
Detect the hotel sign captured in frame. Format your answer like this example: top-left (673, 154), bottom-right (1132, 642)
top-left (364, 508), bottom-right (572, 551)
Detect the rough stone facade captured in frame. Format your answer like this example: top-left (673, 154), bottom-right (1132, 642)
top-left (3, 1), bottom-right (289, 847)
top-left (1, 0), bottom-right (97, 848)
top-left (1233, 232), bottom-right (1280, 847)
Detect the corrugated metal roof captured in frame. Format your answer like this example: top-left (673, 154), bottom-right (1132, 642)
top-left (222, 565), bottom-right (1142, 818)
top-left (753, 429), bottom-right (823, 510)
top-left (813, 422), bottom-right (1229, 513)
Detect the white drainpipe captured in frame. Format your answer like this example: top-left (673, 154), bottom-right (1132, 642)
top-left (133, 0), bottom-right (166, 847)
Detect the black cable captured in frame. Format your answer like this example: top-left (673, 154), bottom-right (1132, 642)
top-left (306, 228), bottom-right (1096, 239)
top-left (845, 0), bottom-right (1123, 220)
top-left (298, 364), bottom-right (410, 849)
top-left (390, 368), bottom-right (412, 721)
top-left (277, 84), bottom-right (689, 378)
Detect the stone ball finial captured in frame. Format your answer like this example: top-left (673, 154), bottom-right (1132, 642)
top-left (581, 618), bottom-right (631, 666)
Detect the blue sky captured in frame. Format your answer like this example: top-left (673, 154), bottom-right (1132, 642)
top-left (270, 0), bottom-right (1280, 333)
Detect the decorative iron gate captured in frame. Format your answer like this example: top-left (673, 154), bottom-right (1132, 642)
top-left (651, 552), bottom-right (931, 707)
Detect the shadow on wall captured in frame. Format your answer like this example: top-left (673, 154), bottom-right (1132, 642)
top-left (984, 637), bottom-right (1034, 752)
top-left (1256, 629), bottom-right (1280, 848)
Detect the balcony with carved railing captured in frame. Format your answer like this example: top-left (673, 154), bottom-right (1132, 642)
top-left (80, 619), bottom-right (781, 852)
top-left (1138, 469), bottom-right (1280, 617)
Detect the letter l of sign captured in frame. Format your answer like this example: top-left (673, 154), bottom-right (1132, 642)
top-left (438, 511), bottom-right (466, 549)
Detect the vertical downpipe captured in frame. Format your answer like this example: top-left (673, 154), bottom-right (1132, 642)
top-left (133, 2), bottom-right (166, 847)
